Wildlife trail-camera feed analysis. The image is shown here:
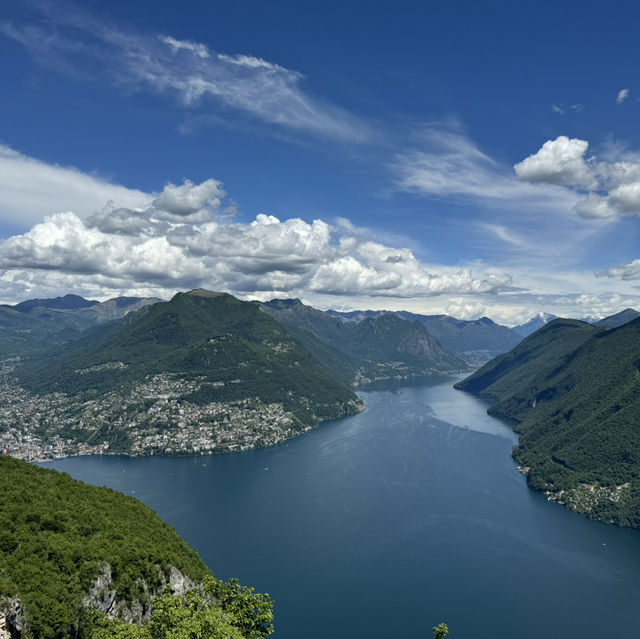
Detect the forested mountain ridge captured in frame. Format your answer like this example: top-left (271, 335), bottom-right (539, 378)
top-left (0, 295), bottom-right (159, 358)
top-left (0, 455), bottom-right (273, 639)
top-left (594, 307), bottom-right (640, 328)
top-left (261, 298), bottom-right (466, 383)
top-left (325, 307), bottom-right (520, 365)
top-left (3, 290), bottom-right (361, 459)
top-left (454, 319), bottom-right (600, 417)
top-left (455, 317), bottom-right (640, 528)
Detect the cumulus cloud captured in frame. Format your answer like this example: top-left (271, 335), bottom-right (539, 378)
top-left (514, 136), bottom-right (597, 189)
top-left (617, 88), bottom-right (630, 105)
top-left (0, 145), bottom-right (150, 229)
top-left (152, 179), bottom-right (225, 219)
top-left (0, 178), bottom-right (512, 302)
top-left (445, 298), bottom-right (487, 320)
top-left (2, 13), bottom-right (368, 142)
top-left (515, 135), bottom-right (640, 218)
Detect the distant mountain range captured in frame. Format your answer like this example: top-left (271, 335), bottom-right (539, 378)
top-left (0, 294), bottom-right (159, 356)
top-left (455, 316), bottom-right (640, 528)
top-left (595, 307), bottom-right (640, 328)
top-left (261, 299), bottom-right (465, 382)
top-left (326, 308), bottom-right (521, 365)
top-left (512, 312), bottom-right (558, 337)
top-left (3, 290), bottom-right (639, 464)
top-left (9, 290), bottom-right (363, 457)
top-left (511, 308), bottom-right (640, 336)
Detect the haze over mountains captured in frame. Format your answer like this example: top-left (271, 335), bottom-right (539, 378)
top-left (0, 294), bottom-right (159, 356)
top-left (326, 308), bottom-right (522, 366)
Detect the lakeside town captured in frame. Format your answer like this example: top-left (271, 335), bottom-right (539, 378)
top-left (0, 359), bottom-right (304, 461)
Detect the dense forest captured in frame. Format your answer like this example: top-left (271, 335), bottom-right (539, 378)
top-left (0, 455), bottom-right (273, 638)
top-left (456, 318), bottom-right (640, 527)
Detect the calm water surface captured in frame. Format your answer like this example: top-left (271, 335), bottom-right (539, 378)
top-left (46, 376), bottom-right (640, 638)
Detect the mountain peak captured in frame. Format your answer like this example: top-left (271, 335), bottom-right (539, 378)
top-left (263, 298), bottom-right (304, 310)
top-left (513, 312), bottom-right (558, 337)
top-left (596, 308), bottom-right (640, 328)
top-left (182, 289), bottom-right (227, 298)
top-left (14, 294), bottom-right (99, 313)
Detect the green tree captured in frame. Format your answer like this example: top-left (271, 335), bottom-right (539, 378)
top-left (433, 622), bottom-right (449, 639)
top-left (91, 587), bottom-right (245, 639)
top-left (89, 579), bottom-right (274, 639)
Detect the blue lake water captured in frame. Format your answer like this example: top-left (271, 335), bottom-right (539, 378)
top-left (46, 375), bottom-right (640, 638)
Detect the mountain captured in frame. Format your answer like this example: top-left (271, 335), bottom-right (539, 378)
top-left (0, 455), bottom-right (273, 638)
top-left (395, 312), bottom-right (522, 363)
top-left (9, 290), bottom-right (361, 458)
top-left (0, 306), bottom-right (66, 356)
top-left (455, 318), bottom-right (640, 528)
top-left (12, 294), bottom-right (100, 313)
top-left (262, 299), bottom-right (465, 383)
top-left (454, 319), bottom-right (599, 416)
top-left (0, 295), bottom-right (160, 357)
top-left (325, 309), bottom-right (381, 322)
top-left (595, 308), bottom-right (640, 328)
top-left (513, 312), bottom-right (558, 337)
top-left (326, 307), bottom-right (521, 365)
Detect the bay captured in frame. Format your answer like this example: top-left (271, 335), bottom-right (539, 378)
top-left (46, 376), bottom-right (640, 638)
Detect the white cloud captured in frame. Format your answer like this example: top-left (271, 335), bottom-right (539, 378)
top-left (549, 103), bottom-right (583, 115)
top-left (0, 177), bottom-right (513, 303)
top-left (0, 145), bottom-right (150, 229)
top-left (2, 13), bottom-right (368, 142)
top-left (597, 259), bottom-right (640, 280)
top-left (152, 179), bottom-right (225, 219)
top-left (482, 224), bottom-right (525, 247)
top-left (2, 173), bottom-right (638, 324)
top-left (445, 298), bottom-right (487, 320)
top-left (515, 136), bottom-right (640, 218)
top-left (159, 35), bottom-right (210, 59)
top-left (616, 88), bottom-right (630, 105)
top-left (514, 136), bottom-right (597, 189)
top-left (392, 128), bottom-right (578, 212)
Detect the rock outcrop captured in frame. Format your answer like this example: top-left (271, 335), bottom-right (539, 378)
top-left (82, 563), bottom-right (198, 623)
top-left (0, 598), bottom-right (24, 639)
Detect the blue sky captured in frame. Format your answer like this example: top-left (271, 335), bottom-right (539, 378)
top-left (1, 0), bottom-right (640, 323)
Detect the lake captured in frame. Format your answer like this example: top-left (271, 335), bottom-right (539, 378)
top-left (46, 375), bottom-right (640, 638)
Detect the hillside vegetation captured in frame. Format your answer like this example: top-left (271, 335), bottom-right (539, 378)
top-left (6, 291), bottom-right (361, 458)
top-left (326, 307), bottom-right (521, 364)
top-left (262, 299), bottom-right (465, 383)
top-left (0, 296), bottom-right (157, 358)
top-left (455, 318), bottom-right (640, 527)
top-left (0, 456), bottom-right (273, 638)
top-left (19, 290), bottom-right (359, 422)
